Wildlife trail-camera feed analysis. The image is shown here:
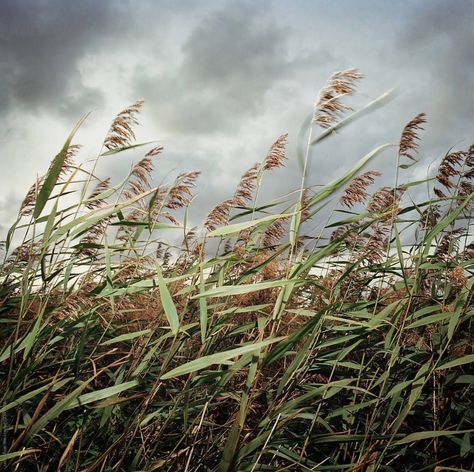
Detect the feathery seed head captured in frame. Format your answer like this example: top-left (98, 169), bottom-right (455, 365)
top-left (263, 134), bottom-right (288, 170)
top-left (399, 113), bottom-right (427, 161)
top-left (104, 99), bottom-right (144, 150)
top-left (340, 171), bottom-right (381, 208)
top-left (313, 69), bottom-right (363, 128)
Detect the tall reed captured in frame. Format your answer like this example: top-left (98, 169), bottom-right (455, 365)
top-left (0, 71), bottom-right (473, 471)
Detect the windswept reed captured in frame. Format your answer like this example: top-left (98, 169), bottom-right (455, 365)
top-left (1, 73), bottom-right (473, 472)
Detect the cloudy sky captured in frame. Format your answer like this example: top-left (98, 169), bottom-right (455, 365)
top-left (0, 0), bottom-right (473, 236)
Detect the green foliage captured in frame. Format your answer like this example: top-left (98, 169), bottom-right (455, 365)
top-left (1, 75), bottom-right (473, 471)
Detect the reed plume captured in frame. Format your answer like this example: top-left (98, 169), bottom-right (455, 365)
top-left (340, 171), bottom-right (381, 208)
top-left (433, 145), bottom-right (474, 205)
top-left (464, 144), bottom-right (474, 178)
top-left (435, 150), bottom-right (466, 191)
top-left (434, 228), bottom-right (465, 262)
top-left (459, 180), bottom-right (474, 198)
top-left (420, 204), bottom-right (441, 230)
top-left (183, 227), bottom-right (197, 247)
top-left (165, 171), bottom-right (201, 210)
top-left (367, 186), bottom-right (404, 214)
top-left (399, 113), bottom-right (426, 161)
top-left (78, 218), bottom-right (110, 258)
top-left (330, 222), bottom-right (359, 247)
top-left (301, 187), bottom-right (311, 222)
top-left (19, 177), bottom-right (42, 216)
top-left (145, 144), bottom-right (164, 157)
top-left (462, 242), bottom-right (474, 260)
top-left (85, 178), bottom-right (111, 210)
top-left (234, 163), bottom-right (259, 206)
top-left (262, 217), bottom-right (289, 248)
top-left (445, 265), bottom-right (468, 289)
top-left (313, 69), bottom-right (363, 128)
top-left (59, 144), bottom-right (81, 178)
top-left (123, 157), bottom-right (155, 201)
top-left (204, 135), bottom-right (288, 233)
top-left (21, 144), bottom-right (81, 216)
top-left (362, 223), bottom-right (389, 264)
top-left (104, 99), bottom-right (144, 150)
top-left (204, 199), bottom-right (235, 231)
top-left (263, 133), bottom-right (288, 170)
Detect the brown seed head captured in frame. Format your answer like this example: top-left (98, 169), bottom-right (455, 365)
top-left (234, 163), bottom-right (259, 206)
top-left (262, 217), bottom-right (289, 248)
top-left (104, 100), bottom-right (144, 150)
top-left (205, 199), bottom-right (235, 231)
top-left (399, 113), bottom-right (427, 161)
top-left (420, 204), bottom-right (441, 230)
top-left (313, 69), bottom-right (363, 128)
top-left (263, 134), bottom-right (288, 170)
top-left (340, 171), bottom-right (381, 208)
top-left (145, 144), bottom-right (164, 157)
top-left (20, 177), bottom-right (43, 216)
top-left (85, 178), bottom-right (111, 210)
top-left (367, 186), bottom-right (404, 214)
top-left (434, 228), bottom-right (464, 261)
top-left (57, 144), bottom-right (81, 180)
top-left (301, 187), bottom-right (311, 222)
top-left (436, 150), bottom-right (467, 190)
top-left (446, 266), bottom-right (468, 288)
top-left (165, 171), bottom-right (200, 209)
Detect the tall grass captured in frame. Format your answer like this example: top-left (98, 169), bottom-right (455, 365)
top-left (1, 70), bottom-right (473, 471)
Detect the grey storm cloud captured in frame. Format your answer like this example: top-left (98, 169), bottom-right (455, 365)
top-left (397, 0), bottom-right (474, 138)
top-left (133, 2), bottom-right (320, 135)
top-left (0, 0), bottom-right (132, 119)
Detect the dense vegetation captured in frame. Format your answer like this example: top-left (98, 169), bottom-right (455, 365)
top-left (1, 70), bottom-right (473, 471)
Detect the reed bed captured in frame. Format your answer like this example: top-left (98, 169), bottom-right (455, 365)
top-left (0, 70), bottom-right (473, 471)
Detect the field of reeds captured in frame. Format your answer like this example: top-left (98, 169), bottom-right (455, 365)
top-left (1, 70), bottom-right (473, 471)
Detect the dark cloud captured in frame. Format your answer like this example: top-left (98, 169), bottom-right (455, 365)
top-left (396, 0), bottom-right (474, 148)
top-left (0, 0), bottom-right (132, 119)
top-left (133, 2), bottom-right (328, 134)
top-left (403, 0), bottom-right (474, 47)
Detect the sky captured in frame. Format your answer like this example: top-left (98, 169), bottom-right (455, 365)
top-left (0, 0), bottom-right (473, 237)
